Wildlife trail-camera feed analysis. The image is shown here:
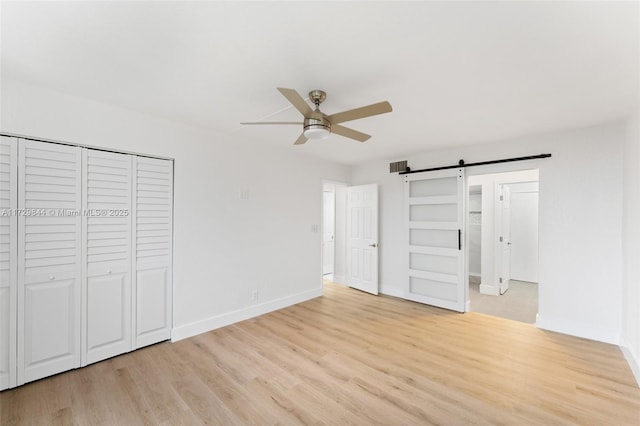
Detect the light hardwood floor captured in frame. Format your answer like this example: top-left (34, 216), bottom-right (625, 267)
top-left (2, 281), bottom-right (639, 425)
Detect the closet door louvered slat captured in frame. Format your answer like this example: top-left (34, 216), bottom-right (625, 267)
top-left (133, 156), bottom-right (173, 348)
top-left (0, 136), bottom-right (17, 390)
top-left (17, 140), bottom-right (82, 385)
top-left (81, 149), bottom-right (132, 366)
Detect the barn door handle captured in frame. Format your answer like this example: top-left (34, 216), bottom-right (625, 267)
top-left (458, 229), bottom-right (461, 251)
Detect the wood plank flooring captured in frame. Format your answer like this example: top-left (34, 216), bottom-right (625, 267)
top-left (2, 281), bottom-right (639, 425)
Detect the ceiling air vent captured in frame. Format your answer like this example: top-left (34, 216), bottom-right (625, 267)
top-left (389, 160), bottom-right (408, 173)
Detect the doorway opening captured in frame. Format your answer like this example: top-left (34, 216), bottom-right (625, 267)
top-left (323, 186), bottom-right (336, 280)
top-left (467, 169), bottom-right (539, 324)
top-left (321, 181), bottom-right (348, 287)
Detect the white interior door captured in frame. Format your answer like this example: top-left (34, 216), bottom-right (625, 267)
top-left (497, 185), bottom-right (511, 294)
top-left (322, 191), bottom-right (335, 275)
top-left (404, 168), bottom-right (466, 312)
top-left (18, 140), bottom-right (82, 385)
top-left (133, 156), bottom-right (173, 348)
top-left (82, 149), bottom-right (132, 366)
top-left (0, 136), bottom-right (18, 390)
top-left (346, 184), bottom-right (378, 295)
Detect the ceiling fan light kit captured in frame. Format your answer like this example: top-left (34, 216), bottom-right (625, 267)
top-left (241, 87), bottom-right (392, 145)
top-left (303, 118), bottom-right (331, 140)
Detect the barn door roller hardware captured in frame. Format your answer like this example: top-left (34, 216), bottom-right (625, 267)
top-left (397, 153), bottom-right (552, 175)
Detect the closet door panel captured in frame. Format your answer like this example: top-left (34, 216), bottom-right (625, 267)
top-left (0, 136), bottom-right (17, 390)
top-left (134, 156), bottom-right (173, 349)
top-left (18, 140), bottom-right (81, 385)
top-left (82, 149), bottom-right (132, 366)
top-left (22, 277), bottom-right (76, 381)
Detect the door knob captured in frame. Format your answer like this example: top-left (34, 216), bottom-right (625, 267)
top-left (369, 243), bottom-right (377, 248)
top-left (49, 275), bottom-right (55, 280)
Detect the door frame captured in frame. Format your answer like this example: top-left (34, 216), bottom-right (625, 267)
top-left (495, 183), bottom-right (511, 295)
top-left (464, 168), bottom-right (540, 313)
top-left (320, 180), bottom-right (348, 287)
top-left (322, 188), bottom-right (336, 276)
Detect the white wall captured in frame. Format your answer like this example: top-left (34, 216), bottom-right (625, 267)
top-left (622, 107), bottom-right (640, 385)
top-left (352, 123), bottom-right (624, 344)
top-left (0, 79), bottom-right (351, 340)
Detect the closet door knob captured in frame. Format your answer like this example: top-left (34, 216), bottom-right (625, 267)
top-left (107, 270), bottom-right (112, 274)
top-left (49, 275), bottom-right (55, 280)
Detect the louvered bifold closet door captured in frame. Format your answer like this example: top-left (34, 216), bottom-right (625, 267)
top-left (17, 140), bottom-right (82, 385)
top-left (82, 149), bottom-right (132, 366)
top-left (133, 156), bottom-right (173, 348)
top-left (0, 136), bottom-right (18, 390)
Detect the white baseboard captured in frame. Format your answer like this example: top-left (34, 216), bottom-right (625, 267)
top-left (171, 287), bottom-right (323, 342)
top-left (535, 314), bottom-right (619, 345)
top-left (620, 342), bottom-right (640, 388)
top-left (469, 272), bottom-right (481, 278)
top-left (380, 284), bottom-right (404, 298)
top-left (332, 274), bottom-right (346, 285)
top-left (479, 284), bottom-right (500, 296)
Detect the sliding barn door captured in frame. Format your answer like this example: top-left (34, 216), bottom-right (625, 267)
top-left (18, 140), bottom-right (82, 384)
top-left (404, 169), bottom-right (466, 312)
top-left (0, 136), bottom-right (18, 390)
top-left (82, 149), bottom-right (132, 365)
top-left (133, 156), bottom-right (173, 348)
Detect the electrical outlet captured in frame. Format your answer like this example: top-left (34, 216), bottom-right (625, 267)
top-left (251, 290), bottom-right (259, 301)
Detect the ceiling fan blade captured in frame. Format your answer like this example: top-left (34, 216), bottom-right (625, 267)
top-left (240, 122), bottom-right (302, 125)
top-left (327, 101), bottom-right (392, 125)
top-left (294, 133), bottom-right (308, 145)
top-left (277, 88), bottom-right (313, 117)
top-left (331, 124), bottom-right (371, 142)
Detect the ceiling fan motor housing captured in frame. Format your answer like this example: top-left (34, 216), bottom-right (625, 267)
top-left (308, 90), bottom-right (327, 105)
top-left (303, 115), bottom-right (331, 139)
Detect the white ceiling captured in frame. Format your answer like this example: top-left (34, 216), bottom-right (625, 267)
top-left (2, 1), bottom-right (638, 165)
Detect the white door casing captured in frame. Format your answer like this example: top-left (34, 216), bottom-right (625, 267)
top-left (133, 156), bottom-right (173, 348)
top-left (346, 184), bottom-right (378, 295)
top-left (405, 168), bottom-right (466, 312)
top-left (81, 149), bottom-right (133, 366)
top-left (17, 140), bottom-right (82, 385)
top-left (497, 185), bottom-right (511, 294)
top-left (0, 136), bottom-right (18, 390)
top-left (323, 190), bottom-right (335, 275)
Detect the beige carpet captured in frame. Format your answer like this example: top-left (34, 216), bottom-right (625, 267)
top-left (469, 276), bottom-right (538, 324)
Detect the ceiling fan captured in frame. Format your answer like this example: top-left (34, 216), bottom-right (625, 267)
top-left (241, 88), bottom-right (392, 145)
